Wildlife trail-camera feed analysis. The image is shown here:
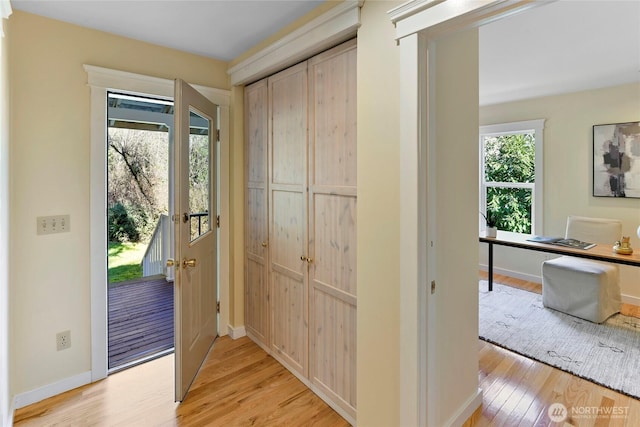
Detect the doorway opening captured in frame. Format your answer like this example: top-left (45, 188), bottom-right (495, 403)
top-left (106, 92), bottom-right (175, 372)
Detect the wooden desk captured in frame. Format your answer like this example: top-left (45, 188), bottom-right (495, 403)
top-left (479, 231), bottom-right (640, 291)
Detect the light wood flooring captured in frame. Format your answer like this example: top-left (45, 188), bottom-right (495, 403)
top-left (14, 273), bottom-right (640, 426)
top-left (13, 336), bottom-right (349, 426)
top-left (464, 272), bottom-right (640, 427)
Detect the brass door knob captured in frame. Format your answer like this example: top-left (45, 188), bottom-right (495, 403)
top-left (183, 258), bottom-right (197, 268)
top-left (300, 256), bottom-right (313, 263)
top-left (166, 259), bottom-right (175, 267)
top-left (261, 241), bottom-right (268, 247)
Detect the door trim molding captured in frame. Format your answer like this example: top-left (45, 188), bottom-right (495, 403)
top-left (227, 0), bottom-right (362, 86)
top-left (84, 65), bottom-right (231, 382)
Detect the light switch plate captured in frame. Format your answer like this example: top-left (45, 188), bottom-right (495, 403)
top-left (37, 215), bottom-right (70, 235)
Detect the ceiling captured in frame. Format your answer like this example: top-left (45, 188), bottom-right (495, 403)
top-left (480, 0), bottom-right (640, 105)
top-left (10, 0), bottom-right (324, 61)
top-left (9, 0), bottom-right (640, 105)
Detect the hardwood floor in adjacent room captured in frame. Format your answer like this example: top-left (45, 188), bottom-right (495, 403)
top-left (465, 272), bottom-right (640, 427)
top-left (13, 336), bottom-right (349, 427)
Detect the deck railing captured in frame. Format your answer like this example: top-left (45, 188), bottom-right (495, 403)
top-left (141, 214), bottom-right (169, 278)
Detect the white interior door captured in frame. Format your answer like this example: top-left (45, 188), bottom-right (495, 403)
top-left (173, 78), bottom-right (218, 401)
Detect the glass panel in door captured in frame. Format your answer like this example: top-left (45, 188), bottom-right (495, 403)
top-left (188, 109), bottom-right (211, 242)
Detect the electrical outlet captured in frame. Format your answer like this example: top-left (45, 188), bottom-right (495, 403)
top-left (37, 215), bottom-right (70, 235)
top-left (56, 330), bottom-right (71, 351)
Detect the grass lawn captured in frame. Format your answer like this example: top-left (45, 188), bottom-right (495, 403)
top-left (108, 241), bottom-right (148, 284)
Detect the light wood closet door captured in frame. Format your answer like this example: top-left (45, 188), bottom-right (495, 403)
top-left (308, 39), bottom-right (357, 418)
top-left (244, 79), bottom-right (269, 348)
top-left (268, 62), bottom-right (309, 376)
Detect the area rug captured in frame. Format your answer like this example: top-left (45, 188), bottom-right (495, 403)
top-left (479, 281), bottom-right (640, 399)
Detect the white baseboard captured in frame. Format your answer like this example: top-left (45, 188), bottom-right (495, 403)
top-left (479, 264), bottom-right (541, 284)
top-left (445, 388), bottom-right (483, 427)
top-left (13, 371), bottom-right (91, 409)
top-left (622, 293), bottom-right (640, 307)
top-left (228, 325), bottom-right (246, 340)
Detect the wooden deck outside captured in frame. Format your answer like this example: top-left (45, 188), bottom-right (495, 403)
top-left (108, 275), bottom-right (174, 370)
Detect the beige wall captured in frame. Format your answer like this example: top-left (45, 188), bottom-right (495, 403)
top-left (480, 82), bottom-right (640, 299)
top-left (432, 28), bottom-right (481, 425)
top-left (356, 1), bottom-right (403, 425)
top-left (8, 11), bottom-right (230, 396)
top-left (1, 16), bottom-right (11, 425)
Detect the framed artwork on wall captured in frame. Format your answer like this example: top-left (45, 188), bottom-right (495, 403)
top-left (593, 121), bottom-right (640, 198)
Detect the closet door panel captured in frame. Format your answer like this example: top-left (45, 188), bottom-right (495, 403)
top-left (311, 41), bottom-right (357, 187)
top-left (312, 194), bottom-right (356, 296)
top-left (246, 188), bottom-right (266, 255)
top-left (271, 268), bottom-right (306, 373)
top-left (270, 190), bottom-right (305, 270)
top-left (246, 81), bottom-right (268, 183)
top-left (269, 62), bottom-right (309, 377)
top-left (244, 79), bottom-right (269, 347)
top-left (270, 64), bottom-right (307, 186)
top-left (308, 39), bottom-right (357, 419)
top-left (312, 288), bottom-right (357, 410)
top-left (245, 256), bottom-right (268, 344)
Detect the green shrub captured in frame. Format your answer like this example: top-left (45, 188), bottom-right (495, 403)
top-left (108, 203), bottom-right (140, 242)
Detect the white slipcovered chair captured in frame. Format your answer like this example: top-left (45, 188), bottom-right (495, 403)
top-left (542, 216), bottom-right (622, 323)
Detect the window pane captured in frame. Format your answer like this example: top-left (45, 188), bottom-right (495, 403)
top-left (487, 187), bottom-right (532, 234)
top-left (483, 133), bottom-right (535, 183)
top-left (188, 109), bottom-right (211, 242)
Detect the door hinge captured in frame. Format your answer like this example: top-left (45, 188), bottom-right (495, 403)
top-left (216, 215), bottom-right (220, 228)
top-left (216, 129), bottom-right (220, 142)
top-left (431, 280), bottom-right (436, 294)
top-left (216, 301), bottom-right (220, 313)
top-left (171, 214), bottom-right (180, 222)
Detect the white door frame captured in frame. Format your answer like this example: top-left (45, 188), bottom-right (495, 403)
top-left (85, 65), bottom-right (231, 381)
top-left (387, 1), bottom-right (550, 425)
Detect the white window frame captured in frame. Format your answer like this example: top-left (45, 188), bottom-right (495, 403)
top-left (479, 119), bottom-right (545, 235)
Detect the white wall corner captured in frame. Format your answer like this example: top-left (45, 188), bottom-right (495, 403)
top-left (227, 325), bottom-right (246, 340)
top-left (445, 388), bottom-right (483, 427)
top-left (227, 0), bottom-right (362, 86)
top-left (13, 371), bottom-right (92, 409)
